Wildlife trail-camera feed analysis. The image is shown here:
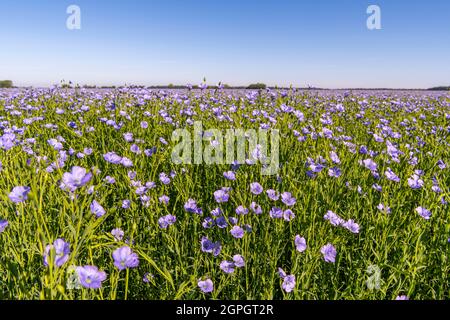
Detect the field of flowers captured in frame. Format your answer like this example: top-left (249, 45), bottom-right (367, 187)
top-left (0, 86), bottom-right (449, 300)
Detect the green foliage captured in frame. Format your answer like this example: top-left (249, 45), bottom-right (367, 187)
top-left (0, 80), bottom-right (13, 88)
top-left (247, 83), bottom-right (267, 89)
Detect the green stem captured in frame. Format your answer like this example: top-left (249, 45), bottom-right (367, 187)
top-left (125, 268), bottom-right (130, 300)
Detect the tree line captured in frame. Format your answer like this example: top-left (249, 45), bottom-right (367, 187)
top-left (0, 80), bottom-right (13, 88)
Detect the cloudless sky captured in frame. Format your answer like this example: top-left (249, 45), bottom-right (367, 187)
top-left (0, 0), bottom-right (449, 88)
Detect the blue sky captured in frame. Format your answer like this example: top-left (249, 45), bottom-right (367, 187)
top-left (0, 0), bottom-right (449, 88)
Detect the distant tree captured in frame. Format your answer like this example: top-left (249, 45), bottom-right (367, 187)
top-left (0, 80), bottom-right (13, 88)
top-left (428, 86), bottom-right (450, 91)
top-left (247, 83), bottom-right (267, 89)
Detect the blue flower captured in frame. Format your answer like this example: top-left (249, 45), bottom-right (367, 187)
top-left (198, 278), bottom-right (214, 293)
top-left (44, 239), bottom-right (70, 267)
top-left (112, 246), bottom-right (139, 270)
top-left (230, 226), bottom-right (245, 239)
top-left (90, 200), bottom-right (106, 218)
top-left (294, 235), bottom-right (306, 252)
top-left (8, 186), bottom-right (31, 203)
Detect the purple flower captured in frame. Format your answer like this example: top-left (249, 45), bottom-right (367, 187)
top-left (408, 174), bottom-right (424, 189)
top-left (235, 205), bottom-right (248, 215)
top-left (328, 167), bottom-right (342, 178)
top-left (213, 189), bottom-right (229, 203)
top-left (278, 267), bottom-right (287, 278)
top-left (250, 182), bottom-right (263, 195)
top-left (282, 275), bottom-right (296, 293)
top-left (159, 195), bottom-right (170, 205)
top-left (385, 168), bottom-right (400, 183)
top-left (202, 217), bottom-right (215, 229)
top-left (44, 239), bottom-right (70, 267)
top-left (233, 254), bottom-right (245, 267)
top-left (281, 192), bottom-right (296, 206)
top-left (361, 159), bottom-right (377, 171)
top-left (111, 228), bottom-right (124, 241)
top-left (386, 140), bottom-right (403, 160)
top-left (76, 265), bottom-right (107, 289)
top-left (198, 278), bottom-right (214, 293)
top-left (220, 260), bottom-right (235, 274)
top-left (144, 147), bottom-right (157, 157)
top-left (61, 166), bottom-right (92, 192)
top-left (415, 206), bottom-right (431, 220)
top-left (83, 148), bottom-right (93, 155)
top-left (103, 152), bottom-right (122, 164)
top-left (184, 199), bottom-right (202, 214)
top-left (377, 203), bottom-right (391, 214)
top-left (0, 133), bottom-right (16, 150)
top-left (120, 157), bottom-right (133, 167)
top-left (266, 189), bottom-right (279, 201)
top-left (136, 186), bottom-right (147, 195)
top-left (223, 171), bottom-right (236, 180)
top-left (143, 272), bottom-right (154, 283)
top-left (211, 207), bottom-right (222, 216)
top-left (122, 199), bottom-right (131, 209)
top-left (8, 186), bottom-right (31, 203)
top-left (294, 235), bottom-right (307, 252)
top-left (159, 172), bottom-right (171, 185)
top-left (201, 236), bottom-right (222, 256)
top-left (437, 160), bottom-right (446, 170)
top-left (0, 219), bottom-right (8, 233)
top-left (230, 226), bottom-right (245, 239)
top-left (432, 185), bottom-right (441, 193)
top-left (130, 144), bottom-right (140, 154)
top-left (321, 243), bottom-right (337, 263)
top-left (372, 183), bottom-right (382, 192)
top-left (343, 219), bottom-right (360, 234)
top-left (324, 210), bottom-right (343, 226)
top-left (90, 200), bottom-right (106, 218)
top-left (373, 134), bottom-right (384, 143)
top-left (216, 216), bottom-right (228, 228)
top-left (250, 202), bottom-right (262, 214)
top-left (268, 207), bottom-right (282, 219)
top-left (112, 246), bottom-right (139, 270)
top-left (330, 151), bottom-right (340, 164)
top-left (158, 214), bottom-right (176, 229)
top-left (128, 171), bottom-right (137, 180)
top-left (395, 295), bottom-right (409, 300)
top-left (309, 162), bottom-right (325, 173)
top-left (283, 209), bottom-right (295, 221)
top-left (47, 138), bottom-right (63, 150)
top-left (104, 176), bottom-right (116, 184)
top-left (123, 132), bottom-right (133, 142)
